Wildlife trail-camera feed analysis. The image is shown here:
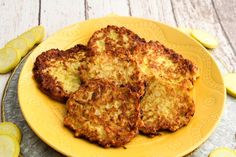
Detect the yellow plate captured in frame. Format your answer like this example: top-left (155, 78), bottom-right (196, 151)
top-left (18, 16), bottom-right (225, 157)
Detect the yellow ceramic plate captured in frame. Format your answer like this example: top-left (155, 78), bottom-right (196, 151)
top-left (18, 16), bottom-right (225, 157)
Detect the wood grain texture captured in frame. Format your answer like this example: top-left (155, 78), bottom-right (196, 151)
top-left (0, 0), bottom-right (236, 156)
top-left (213, 0), bottom-right (236, 65)
top-left (40, 0), bottom-right (85, 36)
top-left (0, 0), bottom-right (39, 121)
top-left (85, 0), bottom-right (130, 19)
top-left (129, 0), bottom-right (177, 26)
top-left (171, 0), bottom-right (236, 156)
top-left (0, 0), bottom-right (39, 47)
top-left (171, 0), bottom-right (236, 73)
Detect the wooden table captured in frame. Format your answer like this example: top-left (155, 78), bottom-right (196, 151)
top-left (0, 0), bottom-right (236, 156)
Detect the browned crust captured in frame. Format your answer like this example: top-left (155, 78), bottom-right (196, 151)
top-left (79, 45), bottom-right (146, 97)
top-left (84, 25), bottom-right (147, 97)
top-left (33, 44), bottom-right (89, 102)
top-left (132, 41), bottom-right (198, 136)
top-left (139, 78), bottom-right (195, 136)
top-left (88, 25), bottom-right (145, 55)
top-left (133, 41), bottom-right (199, 88)
top-left (33, 25), bottom-right (199, 144)
top-left (64, 79), bottom-right (141, 147)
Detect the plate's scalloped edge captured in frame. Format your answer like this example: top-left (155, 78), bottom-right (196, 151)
top-left (17, 16), bottom-right (226, 157)
top-left (49, 15), bottom-right (225, 94)
top-left (127, 17), bottom-right (225, 157)
top-left (1, 50), bottom-right (33, 157)
top-left (131, 17), bottom-right (225, 157)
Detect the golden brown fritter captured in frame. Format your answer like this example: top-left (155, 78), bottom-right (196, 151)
top-left (133, 41), bottom-right (199, 89)
top-left (132, 41), bottom-right (199, 135)
top-left (139, 77), bottom-right (195, 136)
top-left (88, 25), bottom-right (145, 55)
top-left (64, 79), bottom-right (141, 148)
top-left (78, 48), bottom-right (145, 97)
top-left (33, 44), bottom-right (89, 102)
top-left (82, 25), bottom-right (146, 96)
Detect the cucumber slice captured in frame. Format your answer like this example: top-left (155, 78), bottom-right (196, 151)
top-left (224, 73), bottom-right (236, 97)
top-left (209, 147), bottom-right (236, 157)
top-left (5, 38), bottom-right (29, 57)
top-left (0, 47), bottom-right (21, 74)
top-left (20, 26), bottom-right (45, 47)
top-left (191, 29), bottom-right (218, 49)
top-left (19, 31), bottom-right (37, 50)
top-left (30, 26), bottom-right (45, 43)
top-left (0, 134), bottom-right (20, 157)
top-left (0, 122), bottom-right (22, 143)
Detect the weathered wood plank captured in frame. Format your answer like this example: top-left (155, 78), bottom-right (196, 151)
top-left (129, 0), bottom-right (177, 26)
top-left (171, 1), bottom-right (236, 156)
top-left (0, 0), bottom-right (39, 47)
top-left (40, 0), bottom-right (85, 36)
top-left (0, 0), bottom-right (39, 121)
top-left (212, 0), bottom-right (236, 61)
top-left (86, 0), bottom-right (130, 19)
top-left (171, 0), bottom-right (236, 73)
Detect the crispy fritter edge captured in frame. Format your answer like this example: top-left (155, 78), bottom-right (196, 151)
top-left (133, 41), bottom-right (198, 135)
top-left (87, 25), bottom-right (146, 53)
top-left (136, 41), bottom-right (199, 79)
top-left (33, 44), bottom-right (89, 102)
top-left (64, 79), bottom-right (142, 147)
top-left (79, 44), bottom-right (146, 98)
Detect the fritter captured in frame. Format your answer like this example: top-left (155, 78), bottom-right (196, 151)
top-left (64, 79), bottom-right (141, 148)
top-left (139, 77), bottom-right (195, 136)
top-left (78, 48), bottom-right (145, 97)
top-left (81, 25), bottom-right (146, 96)
top-left (88, 25), bottom-right (145, 55)
top-left (133, 41), bottom-right (199, 89)
top-left (132, 41), bottom-right (199, 135)
top-left (33, 44), bottom-right (88, 102)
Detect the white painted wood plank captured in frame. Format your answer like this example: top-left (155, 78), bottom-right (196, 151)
top-left (40, 0), bottom-right (85, 36)
top-left (86, 0), bottom-right (130, 19)
top-left (0, 0), bottom-right (39, 121)
top-left (0, 0), bottom-right (39, 47)
top-left (171, 0), bottom-right (236, 73)
top-left (129, 0), bottom-right (176, 26)
top-left (213, 0), bottom-right (236, 69)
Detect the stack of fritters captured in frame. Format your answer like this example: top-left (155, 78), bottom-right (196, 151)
top-left (33, 25), bottom-right (199, 147)
top-left (132, 41), bottom-right (199, 136)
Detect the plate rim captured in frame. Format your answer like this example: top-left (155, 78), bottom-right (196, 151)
top-left (17, 15), bottom-right (226, 157)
